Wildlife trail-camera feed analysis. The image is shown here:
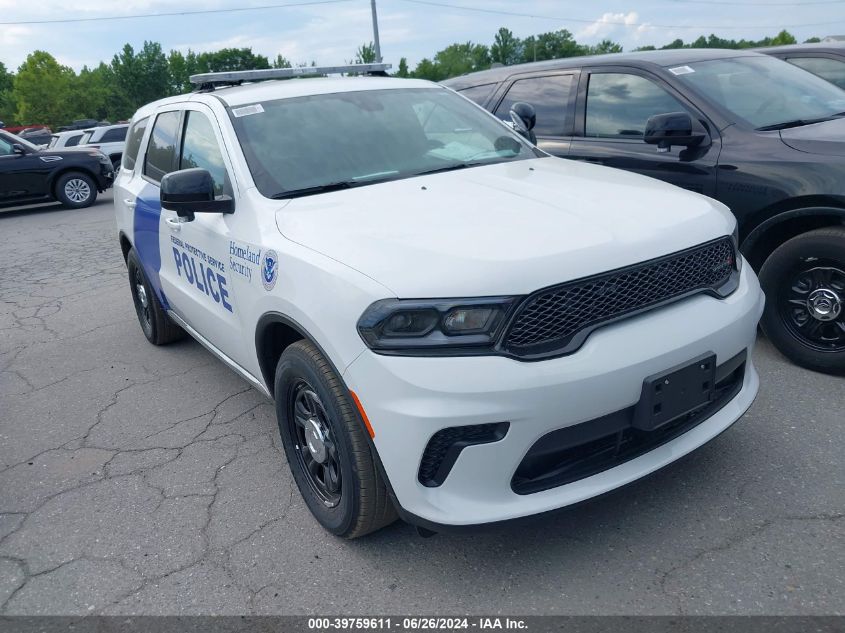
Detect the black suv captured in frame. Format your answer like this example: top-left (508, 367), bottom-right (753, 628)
top-left (761, 42), bottom-right (845, 90)
top-left (0, 130), bottom-right (114, 210)
top-left (443, 49), bottom-right (845, 374)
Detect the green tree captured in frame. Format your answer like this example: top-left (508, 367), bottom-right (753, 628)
top-left (491, 27), bottom-right (522, 66)
top-left (589, 39), bottom-right (623, 55)
top-left (804, 36), bottom-right (822, 43)
top-left (395, 57), bottom-right (409, 78)
top-left (111, 42), bottom-right (170, 117)
top-left (354, 42), bottom-right (377, 64)
top-left (520, 29), bottom-right (587, 63)
top-left (273, 54), bottom-right (292, 68)
top-left (434, 41), bottom-right (490, 78)
top-left (12, 51), bottom-right (75, 127)
top-left (72, 63), bottom-right (124, 121)
top-left (196, 48), bottom-right (270, 73)
top-left (168, 50), bottom-right (200, 95)
top-left (0, 62), bottom-right (14, 125)
top-left (769, 29), bottom-right (797, 46)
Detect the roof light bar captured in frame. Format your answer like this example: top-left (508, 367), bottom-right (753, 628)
top-left (189, 63), bottom-right (392, 86)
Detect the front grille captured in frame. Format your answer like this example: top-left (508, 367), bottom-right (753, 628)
top-left (511, 350), bottom-right (746, 495)
top-left (504, 237), bottom-right (736, 358)
top-left (418, 422), bottom-right (509, 487)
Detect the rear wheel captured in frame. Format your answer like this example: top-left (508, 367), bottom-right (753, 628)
top-left (126, 248), bottom-right (185, 345)
top-left (55, 172), bottom-right (97, 209)
top-left (275, 340), bottom-right (397, 538)
top-left (759, 227), bottom-right (845, 374)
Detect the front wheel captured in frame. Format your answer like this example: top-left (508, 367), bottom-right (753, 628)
top-left (55, 172), bottom-right (97, 209)
top-left (759, 226), bottom-right (845, 374)
top-left (275, 340), bottom-right (397, 538)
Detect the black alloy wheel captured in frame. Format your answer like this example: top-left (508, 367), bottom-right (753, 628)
top-left (287, 379), bottom-right (343, 507)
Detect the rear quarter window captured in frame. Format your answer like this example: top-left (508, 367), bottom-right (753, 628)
top-left (123, 117), bottom-right (149, 171)
top-left (457, 83), bottom-right (497, 106)
top-left (144, 112), bottom-right (183, 181)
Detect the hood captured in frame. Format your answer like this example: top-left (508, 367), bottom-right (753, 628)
top-left (275, 157), bottom-right (735, 297)
top-left (780, 117), bottom-right (845, 157)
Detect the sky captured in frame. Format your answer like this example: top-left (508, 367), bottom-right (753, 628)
top-left (1, 0), bottom-right (844, 73)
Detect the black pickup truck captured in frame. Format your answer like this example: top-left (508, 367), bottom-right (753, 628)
top-left (0, 130), bottom-right (114, 210)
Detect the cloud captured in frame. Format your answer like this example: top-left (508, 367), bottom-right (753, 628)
top-left (577, 11), bottom-right (642, 41)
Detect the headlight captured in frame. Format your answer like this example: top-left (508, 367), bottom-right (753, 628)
top-left (357, 297), bottom-right (518, 355)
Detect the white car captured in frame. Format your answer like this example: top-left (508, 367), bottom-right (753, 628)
top-left (114, 64), bottom-right (764, 538)
top-left (79, 124), bottom-right (128, 171)
top-left (48, 129), bottom-right (87, 150)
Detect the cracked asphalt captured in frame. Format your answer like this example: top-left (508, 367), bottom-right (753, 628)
top-left (0, 190), bottom-right (843, 616)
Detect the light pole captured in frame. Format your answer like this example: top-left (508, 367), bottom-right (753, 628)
top-left (370, 0), bottom-right (382, 62)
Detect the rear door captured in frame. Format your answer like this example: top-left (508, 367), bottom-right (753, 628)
top-left (489, 72), bottom-right (577, 157)
top-left (568, 67), bottom-right (720, 197)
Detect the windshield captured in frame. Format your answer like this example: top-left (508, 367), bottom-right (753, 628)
top-left (230, 87), bottom-right (537, 198)
top-left (677, 56), bottom-right (845, 129)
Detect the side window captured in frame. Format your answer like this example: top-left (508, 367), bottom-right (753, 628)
top-left (101, 127), bottom-right (128, 143)
top-left (586, 73), bottom-right (688, 138)
top-left (495, 75), bottom-right (573, 136)
top-left (0, 136), bottom-right (13, 156)
top-left (65, 134), bottom-right (83, 147)
top-left (787, 56), bottom-right (845, 90)
top-left (143, 112), bottom-right (180, 181)
top-left (179, 111), bottom-right (232, 197)
top-left (457, 83), bottom-right (497, 106)
top-left (123, 117), bottom-right (149, 171)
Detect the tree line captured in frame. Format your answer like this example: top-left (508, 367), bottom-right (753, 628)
top-left (0, 27), bottom-right (812, 129)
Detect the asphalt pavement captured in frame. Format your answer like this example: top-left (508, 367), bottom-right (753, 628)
top-left (0, 190), bottom-right (843, 615)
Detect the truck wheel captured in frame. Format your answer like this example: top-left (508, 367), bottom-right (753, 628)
top-left (56, 172), bottom-right (97, 208)
top-left (126, 248), bottom-right (185, 345)
top-left (759, 226), bottom-right (845, 374)
top-left (275, 340), bottom-right (397, 538)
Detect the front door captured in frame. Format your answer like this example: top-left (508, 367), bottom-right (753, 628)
top-left (0, 134), bottom-right (50, 203)
top-left (490, 72), bottom-right (577, 157)
top-left (154, 105), bottom-right (245, 365)
top-left (568, 69), bottom-right (720, 197)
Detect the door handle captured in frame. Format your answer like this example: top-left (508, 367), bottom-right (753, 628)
top-left (165, 217), bottom-right (183, 231)
top-left (124, 198), bottom-right (136, 209)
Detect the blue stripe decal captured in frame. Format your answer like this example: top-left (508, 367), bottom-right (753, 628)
top-left (133, 182), bottom-right (169, 309)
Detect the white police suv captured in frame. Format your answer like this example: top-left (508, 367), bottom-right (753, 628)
top-left (115, 64), bottom-right (765, 537)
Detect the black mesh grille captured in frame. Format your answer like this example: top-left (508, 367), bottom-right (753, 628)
top-left (418, 423), bottom-right (509, 487)
top-left (504, 238), bottom-right (736, 357)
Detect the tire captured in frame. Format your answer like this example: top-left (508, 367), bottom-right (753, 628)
top-left (759, 226), bottom-right (845, 374)
top-left (126, 248), bottom-right (186, 345)
top-left (55, 171), bottom-right (97, 209)
top-left (275, 340), bottom-right (397, 538)
top-left (111, 158), bottom-right (121, 173)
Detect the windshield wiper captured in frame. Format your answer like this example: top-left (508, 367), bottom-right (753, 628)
top-left (270, 181), bottom-right (357, 199)
top-left (756, 112), bottom-right (845, 132)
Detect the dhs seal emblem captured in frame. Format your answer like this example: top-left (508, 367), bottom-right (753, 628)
top-left (261, 249), bottom-right (279, 291)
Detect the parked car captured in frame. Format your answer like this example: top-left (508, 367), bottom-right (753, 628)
top-left (78, 124), bottom-right (128, 171)
top-left (17, 126), bottom-right (52, 147)
top-left (48, 129), bottom-right (87, 150)
top-left (0, 129), bottom-right (114, 209)
top-left (56, 119), bottom-right (104, 132)
top-left (115, 64), bottom-right (762, 537)
top-left (761, 42), bottom-right (845, 89)
top-left (444, 49), bottom-right (845, 374)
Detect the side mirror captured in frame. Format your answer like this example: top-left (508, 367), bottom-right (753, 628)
top-left (160, 168), bottom-right (234, 219)
top-left (644, 112), bottom-right (707, 152)
top-left (509, 102), bottom-right (537, 144)
top-left (12, 144), bottom-right (26, 155)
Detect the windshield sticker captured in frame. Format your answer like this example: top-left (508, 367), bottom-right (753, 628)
top-left (232, 103), bottom-right (265, 118)
top-left (669, 66), bottom-right (695, 75)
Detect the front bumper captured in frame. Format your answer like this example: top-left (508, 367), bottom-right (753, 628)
top-left (343, 264), bottom-right (765, 527)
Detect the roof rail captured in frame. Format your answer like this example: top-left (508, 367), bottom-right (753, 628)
top-left (189, 63), bottom-right (393, 91)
